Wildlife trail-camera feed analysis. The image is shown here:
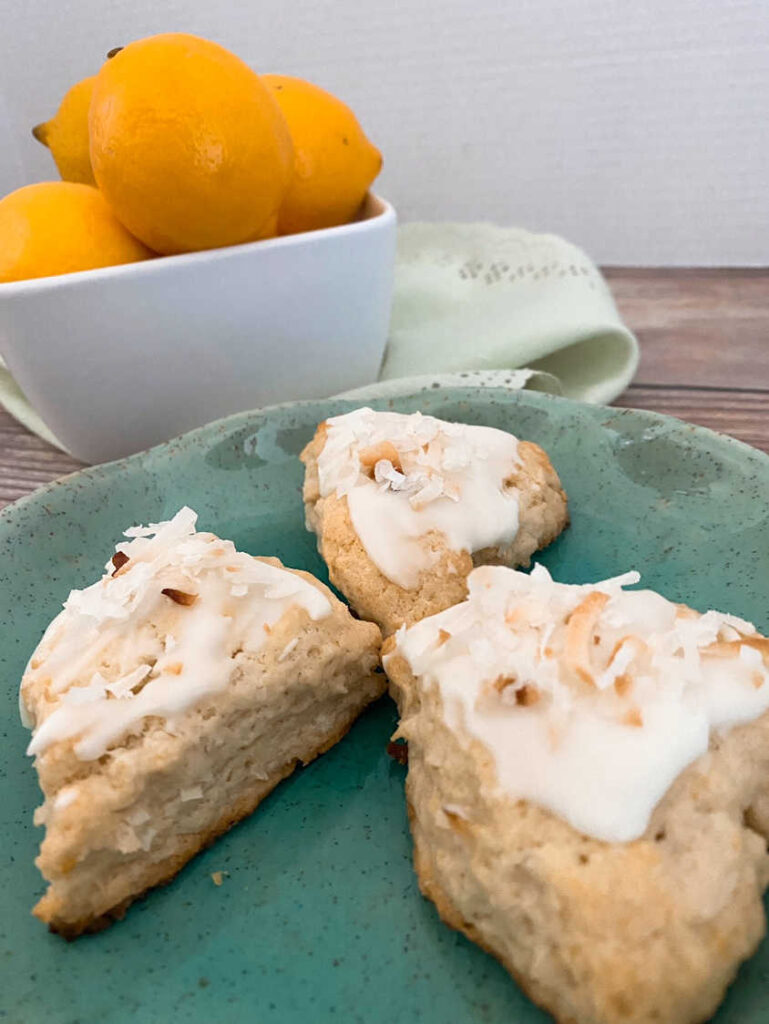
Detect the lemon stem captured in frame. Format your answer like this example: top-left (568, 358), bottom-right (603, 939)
top-left (31, 123), bottom-right (49, 145)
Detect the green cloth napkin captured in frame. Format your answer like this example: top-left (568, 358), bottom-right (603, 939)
top-left (384, 223), bottom-right (638, 404)
top-left (0, 222), bottom-right (637, 457)
top-left (0, 358), bottom-right (61, 447)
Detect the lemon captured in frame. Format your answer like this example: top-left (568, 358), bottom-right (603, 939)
top-left (263, 75), bottom-right (382, 234)
top-left (0, 182), bottom-right (154, 283)
top-left (89, 33), bottom-right (294, 255)
top-left (32, 77), bottom-right (97, 186)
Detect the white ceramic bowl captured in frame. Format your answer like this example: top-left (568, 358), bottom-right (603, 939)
top-left (0, 194), bottom-right (396, 463)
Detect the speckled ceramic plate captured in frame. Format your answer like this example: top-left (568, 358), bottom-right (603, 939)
top-left (2, 387), bottom-right (769, 1024)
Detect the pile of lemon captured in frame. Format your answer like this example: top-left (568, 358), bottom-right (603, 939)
top-left (0, 33), bottom-right (382, 283)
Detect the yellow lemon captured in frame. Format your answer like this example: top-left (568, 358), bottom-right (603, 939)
top-left (89, 33), bottom-right (294, 255)
top-left (263, 75), bottom-right (382, 235)
top-left (32, 77), bottom-right (97, 186)
top-left (0, 182), bottom-right (154, 283)
top-left (256, 213), bottom-right (279, 240)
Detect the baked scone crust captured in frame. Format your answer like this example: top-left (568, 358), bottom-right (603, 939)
top-left (38, 696), bottom-right (369, 939)
top-left (302, 423), bottom-right (568, 635)
top-left (385, 640), bottom-right (769, 1024)
top-left (26, 558), bottom-right (383, 938)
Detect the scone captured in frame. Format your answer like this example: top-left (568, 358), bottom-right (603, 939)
top-left (383, 564), bottom-right (769, 1024)
top-left (21, 507), bottom-right (383, 938)
top-left (301, 407), bottom-right (567, 634)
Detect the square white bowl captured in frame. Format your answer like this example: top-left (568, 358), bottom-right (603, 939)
top-left (0, 193), bottom-right (396, 463)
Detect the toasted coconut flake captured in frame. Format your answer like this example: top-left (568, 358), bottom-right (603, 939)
top-left (437, 628), bottom-right (452, 647)
top-left (608, 634), bottom-right (647, 662)
top-left (675, 604), bottom-right (700, 619)
top-left (614, 673), bottom-right (632, 697)
top-left (359, 441), bottom-right (403, 475)
top-left (703, 635), bottom-right (769, 665)
top-left (599, 634), bottom-right (649, 690)
top-left (161, 588), bottom-right (197, 607)
top-left (111, 551), bottom-right (129, 575)
top-left (387, 740), bottom-right (409, 765)
top-left (505, 605), bottom-right (533, 628)
top-left (492, 673), bottom-right (517, 693)
top-left (623, 707), bottom-right (644, 728)
top-left (515, 684), bottom-right (540, 707)
top-left (563, 592), bottom-right (610, 686)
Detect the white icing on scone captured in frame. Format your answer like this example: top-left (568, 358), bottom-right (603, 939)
top-left (387, 564), bottom-right (769, 842)
top-left (316, 408), bottom-right (522, 587)
top-left (21, 508), bottom-right (330, 760)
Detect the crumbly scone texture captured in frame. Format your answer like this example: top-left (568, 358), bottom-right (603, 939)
top-left (301, 425), bottom-right (568, 635)
top-left (385, 641), bottom-right (769, 1024)
top-left (28, 563), bottom-right (383, 938)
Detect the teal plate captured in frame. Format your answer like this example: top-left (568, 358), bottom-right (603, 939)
top-left (2, 387), bottom-right (769, 1024)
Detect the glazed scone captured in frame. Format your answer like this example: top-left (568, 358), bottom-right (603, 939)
top-left (21, 507), bottom-right (383, 938)
top-left (301, 407), bottom-right (567, 634)
top-left (384, 565), bottom-right (769, 1024)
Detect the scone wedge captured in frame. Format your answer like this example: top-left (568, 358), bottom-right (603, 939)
top-left (21, 507), bottom-right (383, 938)
top-left (301, 407), bottom-right (567, 634)
top-left (384, 564), bottom-right (769, 1024)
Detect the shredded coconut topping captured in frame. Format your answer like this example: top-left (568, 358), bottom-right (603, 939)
top-left (20, 508), bottom-right (331, 761)
top-left (388, 565), bottom-right (769, 842)
top-left (315, 408), bottom-right (522, 588)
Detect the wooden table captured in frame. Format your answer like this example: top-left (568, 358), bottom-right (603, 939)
top-left (0, 268), bottom-right (766, 509)
top-left (606, 269), bottom-right (769, 453)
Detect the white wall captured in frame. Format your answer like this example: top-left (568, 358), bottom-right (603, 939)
top-left (1, 0), bottom-right (766, 265)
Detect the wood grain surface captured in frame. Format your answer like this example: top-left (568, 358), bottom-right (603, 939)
top-left (0, 267), bottom-right (766, 509)
top-left (606, 268), bottom-right (769, 452)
